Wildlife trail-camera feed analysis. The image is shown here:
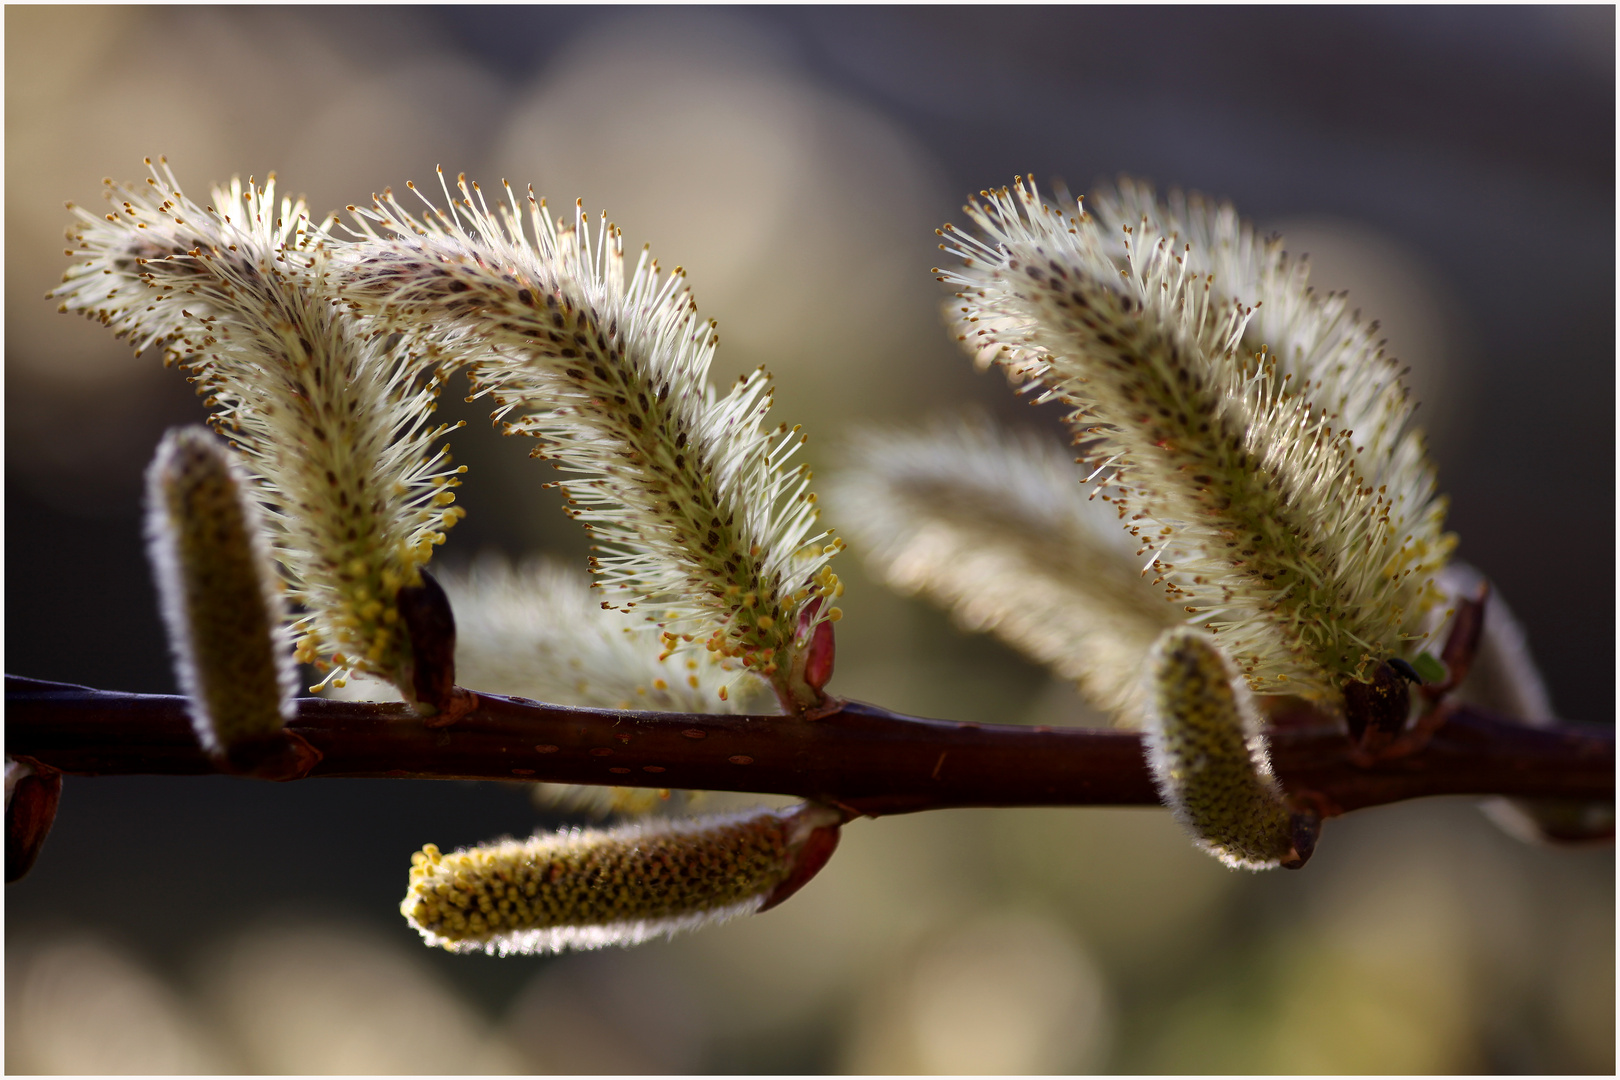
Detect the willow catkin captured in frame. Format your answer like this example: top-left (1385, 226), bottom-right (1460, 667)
top-left (57, 159), bottom-right (466, 694)
top-left (332, 173), bottom-right (842, 708)
top-left (145, 425), bottom-right (296, 758)
top-left (403, 803), bottom-right (842, 954)
top-left (1143, 628), bottom-right (1312, 869)
top-left (938, 177), bottom-right (1453, 708)
top-left (828, 418), bottom-right (1179, 726)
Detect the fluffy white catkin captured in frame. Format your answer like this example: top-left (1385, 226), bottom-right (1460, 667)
top-left (439, 556), bottom-right (776, 714)
top-left (331, 172), bottom-right (842, 709)
top-left (56, 159), bottom-right (466, 693)
top-left (938, 177), bottom-right (1454, 708)
top-left (828, 418), bottom-right (1179, 725)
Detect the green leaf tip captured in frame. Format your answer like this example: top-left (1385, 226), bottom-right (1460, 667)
top-left (1411, 651), bottom-right (1448, 685)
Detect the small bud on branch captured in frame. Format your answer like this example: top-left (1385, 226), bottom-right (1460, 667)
top-left (5, 759), bottom-right (62, 883)
top-left (1144, 629), bottom-right (1316, 868)
top-left (145, 426), bottom-right (298, 770)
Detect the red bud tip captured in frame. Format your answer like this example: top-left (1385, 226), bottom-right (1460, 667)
top-left (6, 766), bottom-right (63, 883)
top-left (805, 619), bottom-right (836, 691)
top-left (759, 814), bottom-right (841, 912)
top-left (799, 598), bottom-right (836, 692)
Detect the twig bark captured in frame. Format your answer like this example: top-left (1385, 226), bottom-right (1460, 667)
top-left (6, 675), bottom-right (1611, 819)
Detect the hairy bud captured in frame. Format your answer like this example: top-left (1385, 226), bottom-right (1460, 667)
top-left (146, 426), bottom-right (298, 769)
top-left (1144, 628), bottom-right (1316, 869)
top-left (402, 802), bottom-right (842, 955)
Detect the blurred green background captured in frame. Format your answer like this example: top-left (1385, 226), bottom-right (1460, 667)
top-left (6, 6), bottom-right (1613, 1073)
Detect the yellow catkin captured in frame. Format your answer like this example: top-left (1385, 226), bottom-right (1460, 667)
top-left (402, 803), bottom-right (839, 955)
top-left (146, 426), bottom-right (295, 755)
top-left (1143, 628), bottom-right (1302, 869)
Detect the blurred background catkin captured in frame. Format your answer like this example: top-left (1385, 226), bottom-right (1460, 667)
top-left (6, 6), bottom-right (1613, 1073)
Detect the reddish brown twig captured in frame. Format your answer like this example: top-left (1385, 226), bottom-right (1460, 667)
top-left (7, 675), bottom-right (1611, 821)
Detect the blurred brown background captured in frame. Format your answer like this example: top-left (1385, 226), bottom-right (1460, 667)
top-left (6, 6), bottom-right (1612, 1073)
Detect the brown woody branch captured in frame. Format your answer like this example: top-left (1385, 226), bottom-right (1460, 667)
top-left (6, 675), bottom-right (1611, 819)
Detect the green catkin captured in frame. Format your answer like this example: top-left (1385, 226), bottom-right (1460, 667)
top-left (402, 803), bottom-right (841, 955)
top-left (1144, 627), bottom-right (1306, 869)
top-left (146, 426), bottom-right (296, 756)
